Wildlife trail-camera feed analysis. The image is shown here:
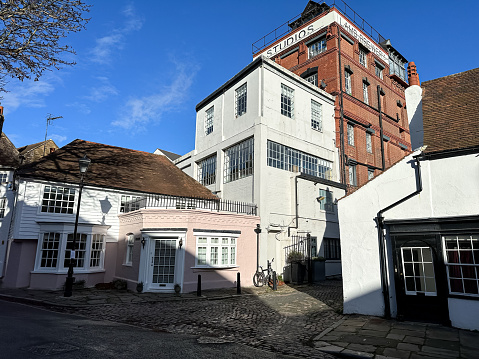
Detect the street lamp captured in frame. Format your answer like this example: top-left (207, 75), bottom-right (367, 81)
top-left (64, 154), bottom-right (91, 297)
top-left (254, 224), bottom-right (261, 272)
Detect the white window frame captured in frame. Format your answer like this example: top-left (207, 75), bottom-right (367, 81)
top-left (308, 38), bottom-right (326, 58)
top-left (305, 73), bottom-right (318, 86)
top-left (125, 233), bottom-right (134, 266)
top-left (366, 132), bottom-right (372, 153)
top-left (347, 124), bottom-right (355, 146)
top-left (0, 197), bottom-right (6, 218)
top-left (90, 234), bottom-right (105, 269)
top-left (375, 62), bottom-right (384, 79)
top-left (195, 233), bottom-right (239, 268)
top-left (319, 189), bottom-right (333, 212)
top-left (363, 81), bottom-right (369, 105)
top-left (224, 138), bottom-right (254, 183)
top-left (34, 224), bottom-right (107, 274)
top-left (344, 71), bottom-right (352, 95)
top-left (0, 173), bottom-right (7, 183)
top-left (311, 99), bottom-right (322, 131)
top-left (235, 83), bottom-right (247, 117)
top-left (281, 83), bottom-right (294, 119)
top-left (120, 195), bottom-right (143, 213)
top-left (349, 165), bottom-right (357, 186)
top-left (205, 106), bottom-right (214, 135)
top-left (401, 246), bottom-right (437, 296)
top-left (41, 185), bottom-right (76, 214)
top-left (443, 235), bottom-right (479, 297)
top-left (359, 48), bottom-right (367, 67)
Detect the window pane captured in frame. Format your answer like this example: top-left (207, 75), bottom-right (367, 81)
top-left (41, 186), bottom-right (75, 214)
top-left (197, 155), bottom-right (217, 186)
top-left (205, 106), bottom-right (214, 135)
top-left (281, 84), bottom-right (294, 119)
top-left (235, 83), bottom-right (247, 117)
top-left (224, 138), bottom-right (254, 183)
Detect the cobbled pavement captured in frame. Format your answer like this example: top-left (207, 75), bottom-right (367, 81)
top-left (52, 281), bottom-right (343, 358)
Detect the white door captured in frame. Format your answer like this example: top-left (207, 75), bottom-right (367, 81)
top-left (148, 237), bottom-right (178, 291)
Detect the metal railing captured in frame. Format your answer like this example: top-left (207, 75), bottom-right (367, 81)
top-left (284, 235), bottom-right (311, 263)
top-left (252, 0), bottom-right (386, 55)
top-left (122, 193), bottom-right (257, 216)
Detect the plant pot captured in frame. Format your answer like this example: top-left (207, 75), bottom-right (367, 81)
top-left (312, 260), bottom-right (326, 282)
top-left (291, 262), bottom-right (305, 284)
top-left (283, 265), bottom-right (291, 283)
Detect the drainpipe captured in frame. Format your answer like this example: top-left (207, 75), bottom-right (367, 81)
top-left (337, 26), bottom-right (347, 185)
top-left (375, 156), bottom-right (423, 319)
top-left (288, 175), bottom-right (300, 237)
top-left (377, 85), bottom-right (386, 171)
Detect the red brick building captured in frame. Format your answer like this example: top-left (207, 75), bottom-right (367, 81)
top-left (253, 1), bottom-right (411, 190)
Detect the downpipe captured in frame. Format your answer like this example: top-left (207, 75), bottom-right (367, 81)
top-left (375, 156), bottom-right (423, 319)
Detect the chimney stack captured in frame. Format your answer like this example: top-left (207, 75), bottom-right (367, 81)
top-left (408, 62), bottom-right (420, 86)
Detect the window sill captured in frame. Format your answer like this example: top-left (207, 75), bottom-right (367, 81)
top-left (123, 263), bottom-right (133, 267)
top-left (191, 265), bottom-right (239, 270)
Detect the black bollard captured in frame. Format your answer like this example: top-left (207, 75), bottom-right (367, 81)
top-left (197, 274), bottom-right (202, 296)
top-left (273, 271), bottom-right (277, 291)
top-left (236, 272), bottom-right (241, 295)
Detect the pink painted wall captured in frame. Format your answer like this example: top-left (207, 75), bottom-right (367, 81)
top-left (119, 209), bottom-right (260, 293)
top-left (1, 240), bottom-right (36, 288)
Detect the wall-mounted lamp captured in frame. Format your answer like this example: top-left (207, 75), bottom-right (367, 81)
top-left (316, 196), bottom-right (325, 203)
top-left (179, 238), bottom-right (183, 248)
top-left (141, 237), bottom-right (146, 249)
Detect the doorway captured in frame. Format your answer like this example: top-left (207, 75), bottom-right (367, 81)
top-left (148, 237), bottom-right (179, 291)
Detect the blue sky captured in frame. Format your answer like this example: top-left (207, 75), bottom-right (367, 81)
top-left (2, 0), bottom-right (477, 156)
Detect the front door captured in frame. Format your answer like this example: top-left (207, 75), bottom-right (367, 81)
top-left (393, 235), bottom-right (449, 324)
top-left (149, 238), bottom-right (178, 291)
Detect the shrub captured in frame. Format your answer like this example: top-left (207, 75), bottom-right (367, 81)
top-left (286, 250), bottom-right (304, 263)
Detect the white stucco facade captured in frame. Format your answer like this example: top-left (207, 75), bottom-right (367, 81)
top-left (339, 149), bottom-right (479, 330)
top-left (175, 57), bottom-right (345, 274)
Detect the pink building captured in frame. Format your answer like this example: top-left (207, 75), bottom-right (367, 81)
top-left (1, 140), bottom-right (259, 293)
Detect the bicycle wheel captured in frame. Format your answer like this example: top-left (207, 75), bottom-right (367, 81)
top-left (253, 272), bottom-right (265, 287)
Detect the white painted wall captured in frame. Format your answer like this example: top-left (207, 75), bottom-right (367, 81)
top-left (175, 58), bottom-right (344, 274)
top-left (339, 150), bottom-right (479, 330)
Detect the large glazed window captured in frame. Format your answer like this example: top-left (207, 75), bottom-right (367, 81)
top-left (224, 138), bottom-right (254, 183)
top-left (267, 140), bottom-right (332, 179)
top-left (197, 155), bottom-right (217, 186)
top-left (444, 235), bottom-right (479, 296)
top-left (196, 236), bottom-right (237, 267)
top-left (281, 84), bottom-right (294, 119)
top-left (40, 232), bottom-right (61, 268)
top-left (41, 186), bottom-right (75, 214)
top-left (235, 83), bottom-right (247, 117)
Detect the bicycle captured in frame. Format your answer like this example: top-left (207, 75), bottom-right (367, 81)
top-left (253, 258), bottom-right (279, 288)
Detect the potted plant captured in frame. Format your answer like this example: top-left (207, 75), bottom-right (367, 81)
top-left (312, 256), bottom-right (326, 282)
top-left (286, 250), bottom-right (305, 284)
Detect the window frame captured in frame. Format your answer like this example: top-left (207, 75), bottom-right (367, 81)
top-left (311, 99), bottom-right (322, 132)
top-left (120, 195), bottom-right (143, 213)
top-left (319, 189), bottom-right (333, 212)
top-left (347, 123), bottom-right (355, 146)
top-left (195, 234), bottom-right (239, 268)
top-left (366, 132), bottom-right (372, 153)
top-left (363, 81), bottom-right (369, 105)
top-left (125, 233), bottom-right (134, 266)
top-left (281, 83), bottom-right (294, 119)
top-left (0, 173), bottom-right (7, 183)
top-left (197, 154), bottom-right (217, 186)
top-left (368, 168), bottom-right (374, 180)
top-left (344, 71), bottom-right (352, 95)
top-left (308, 37), bottom-right (327, 58)
top-left (324, 238), bottom-right (341, 260)
top-left (35, 228), bottom-right (106, 273)
top-left (0, 197), bottom-right (6, 219)
top-left (305, 73), bottom-right (318, 86)
top-left (224, 138), bottom-right (254, 183)
top-left (235, 83), bottom-right (247, 117)
top-left (375, 62), bottom-right (384, 80)
top-left (40, 185), bottom-right (76, 214)
top-left (359, 47), bottom-right (368, 68)
top-left (205, 106), bottom-right (214, 135)
top-left (348, 164), bottom-right (357, 186)
top-left (443, 234), bottom-right (479, 297)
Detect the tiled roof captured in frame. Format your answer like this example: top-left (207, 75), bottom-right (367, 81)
top-left (17, 139), bottom-right (217, 199)
top-left (17, 140), bottom-right (45, 155)
top-left (422, 67), bottom-right (479, 153)
top-left (0, 133), bottom-right (20, 167)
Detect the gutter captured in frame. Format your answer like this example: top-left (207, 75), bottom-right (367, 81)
top-left (375, 155), bottom-right (423, 318)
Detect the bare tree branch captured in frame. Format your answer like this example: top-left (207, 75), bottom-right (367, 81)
top-left (0, 0), bottom-right (90, 92)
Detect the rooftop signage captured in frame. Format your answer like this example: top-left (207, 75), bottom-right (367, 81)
top-left (254, 10), bottom-right (388, 64)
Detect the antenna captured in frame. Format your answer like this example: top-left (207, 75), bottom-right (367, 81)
top-left (43, 114), bottom-right (63, 156)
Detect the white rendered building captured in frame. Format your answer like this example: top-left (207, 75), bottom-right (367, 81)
top-left (175, 57), bottom-right (346, 274)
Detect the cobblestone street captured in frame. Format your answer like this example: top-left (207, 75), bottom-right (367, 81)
top-left (50, 281), bottom-right (343, 359)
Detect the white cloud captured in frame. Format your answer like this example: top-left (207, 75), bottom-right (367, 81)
top-left (90, 4), bottom-right (144, 64)
top-left (1, 76), bottom-right (56, 112)
top-left (84, 77), bottom-right (118, 103)
top-left (50, 134), bottom-right (67, 143)
top-left (66, 101), bottom-right (91, 115)
top-left (112, 60), bottom-right (199, 130)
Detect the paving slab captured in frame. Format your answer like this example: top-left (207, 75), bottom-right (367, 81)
top-left (425, 338), bottom-right (460, 351)
top-left (382, 348), bottom-right (411, 359)
top-left (426, 327), bottom-right (460, 341)
top-left (346, 343), bottom-right (377, 353)
top-left (341, 348), bottom-right (374, 358)
top-left (420, 345), bottom-right (460, 358)
top-left (403, 336), bottom-right (425, 345)
top-left (396, 342), bottom-right (420, 352)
